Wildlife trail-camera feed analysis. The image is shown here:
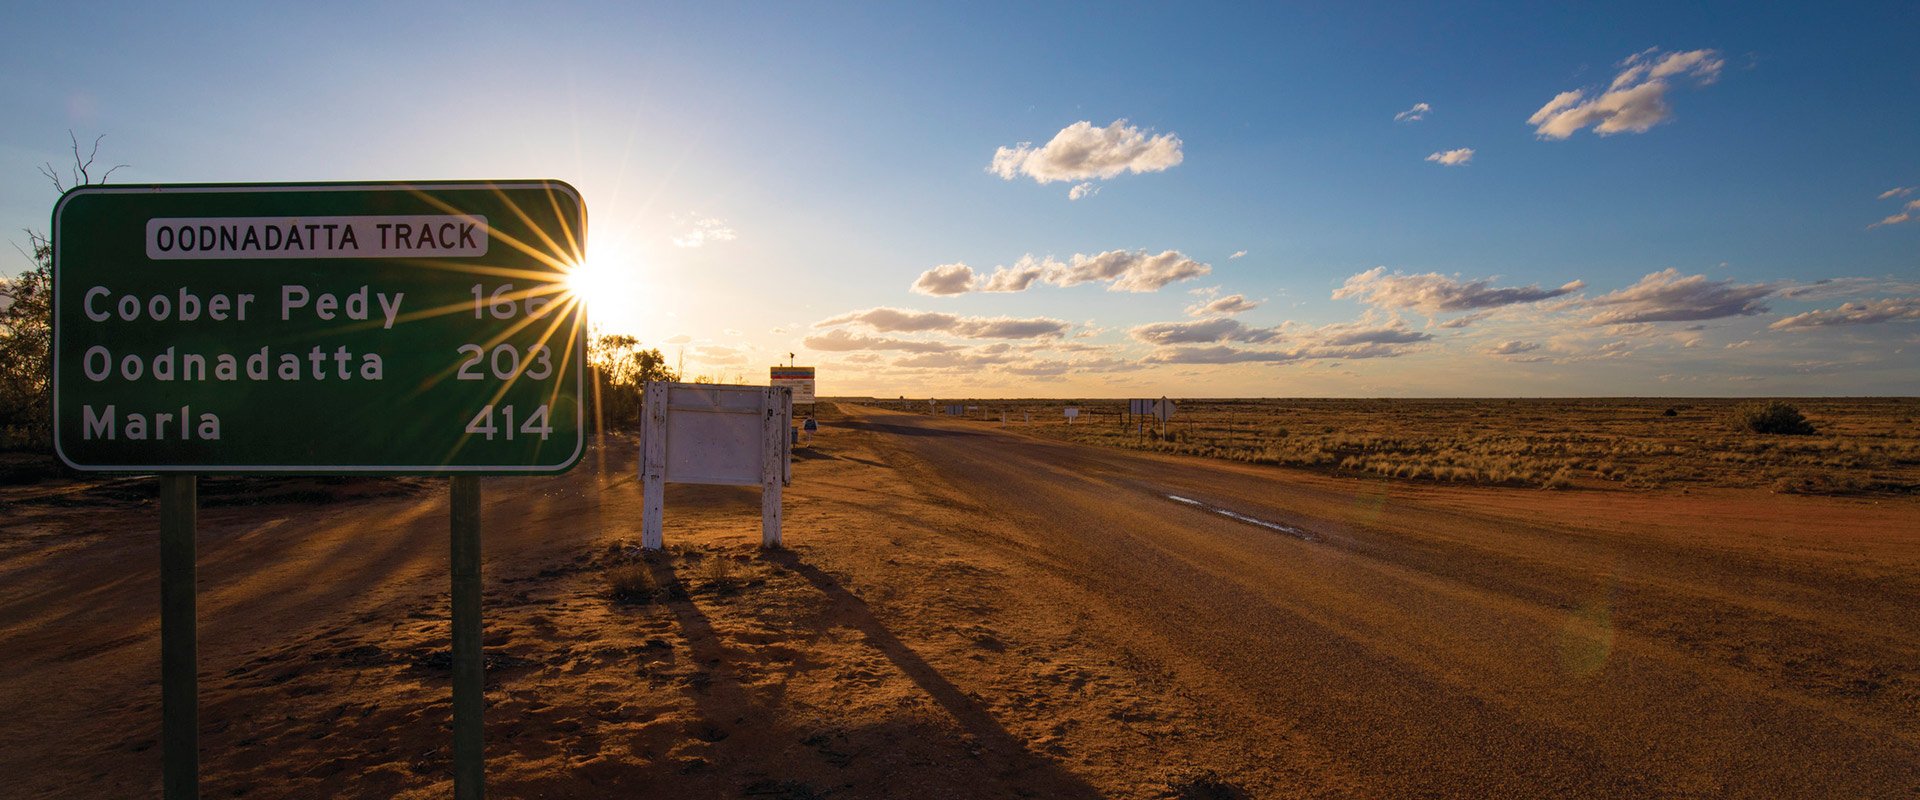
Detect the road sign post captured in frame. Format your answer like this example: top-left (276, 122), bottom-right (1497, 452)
top-left (53, 181), bottom-right (588, 797)
top-left (450, 476), bottom-right (483, 800)
top-left (160, 474), bottom-right (196, 800)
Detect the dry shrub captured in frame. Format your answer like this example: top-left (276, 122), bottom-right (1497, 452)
top-left (606, 562), bottom-right (660, 604)
top-left (1164, 770), bottom-right (1248, 800)
top-left (1734, 401), bottom-right (1816, 435)
top-left (703, 555), bottom-right (738, 592)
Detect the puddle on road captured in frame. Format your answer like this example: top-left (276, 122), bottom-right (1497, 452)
top-left (1165, 494), bottom-right (1317, 542)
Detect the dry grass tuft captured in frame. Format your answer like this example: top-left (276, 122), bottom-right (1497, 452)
top-left (606, 562), bottom-right (661, 604)
top-left (703, 555), bottom-right (739, 592)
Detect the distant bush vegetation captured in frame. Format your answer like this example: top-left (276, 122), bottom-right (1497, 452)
top-left (1733, 401), bottom-right (1816, 436)
top-left (935, 397), bottom-right (1918, 494)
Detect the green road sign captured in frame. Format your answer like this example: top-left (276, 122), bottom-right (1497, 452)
top-left (52, 181), bottom-right (589, 474)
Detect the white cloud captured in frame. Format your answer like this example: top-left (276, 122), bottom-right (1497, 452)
top-left (1777, 276), bottom-right (1920, 301)
top-left (814, 306), bottom-right (1070, 339)
top-left (1068, 182), bottom-right (1100, 201)
top-left (1228, 250), bottom-right (1247, 259)
top-left (665, 334), bottom-right (693, 344)
top-left (1049, 249), bottom-right (1210, 292)
top-left (1769, 297), bottom-right (1920, 330)
top-left (917, 250), bottom-right (1210, 295)
top-left (817, 307), bottom-right (957, 333)
top-left (1435, 310), bottom-right (1495, 329)
top-left (1185, 293), bottom-right (1261, 316)
top-left (1877, 187), bottom-right (1913, 200)
top-left (1485, 340), bottom-right (1542, 356)
top-left (1130, 317), bottom-right (1280, 345)
top-left (1868, 196), bottom-right (1920, 228)
top-left (911, 263), bottom-right (975, 296)
top-left (951, 317), bottom-right (1074, 339)
top-left (1529, 48), bottom-right (1724, 139)
top-left (803, 328), bottom-right (956, 353)
top-left (909, 256), bottom-right (1050, 296)
top-left (689, 344), bottom-right (747, 365)
top-left (1139, 315), bottom-right (1431, 365)
top-left (1334, 267), bottom-right (1584, 313)
top-left (1312, 317), bottom-right (1432, 346)
top-left (989, 119), bottom-right (1183, 197)
top-left (1395, 102), bottom-right (1431, 123)
top-left (1425, 148), bottom-right (1475, 166)
top-left (1585, 268), bottom-right (1774, 324)
top-left (1144, 346), bottom-right (1302, 365)
top-left (671, 215), bottom-right (737, 248)
top-left (980, 258), bottom-right (1048, 292)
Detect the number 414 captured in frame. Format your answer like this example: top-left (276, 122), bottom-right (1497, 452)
top-left (465, 404), bottom-right (552, 441)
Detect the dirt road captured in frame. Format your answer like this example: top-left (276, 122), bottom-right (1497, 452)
top-left (0, 403), bottom-right (1915, 798)
top-left (845, 406), bottom-right (1920, 797)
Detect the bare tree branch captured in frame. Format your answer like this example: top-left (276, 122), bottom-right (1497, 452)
top-left (37, 163), bottom-right (63, 193)
top-left (37, 132), bottom-right (127, 191)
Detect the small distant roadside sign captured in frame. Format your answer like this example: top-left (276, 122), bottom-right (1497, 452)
top-left (770, 366), bottom-right (816, 404)
top-left (52, 181), bottom-right (588, 474)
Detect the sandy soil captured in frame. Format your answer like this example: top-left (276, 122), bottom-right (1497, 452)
top-left (0, 403), bottom-right (1915, 798)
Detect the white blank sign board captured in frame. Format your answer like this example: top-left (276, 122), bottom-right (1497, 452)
top-left (641, 381), bottom-right (792, 549)
top-left (664, 384), bottom-right (768, 486)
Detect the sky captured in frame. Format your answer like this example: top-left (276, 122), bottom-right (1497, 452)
top-left (3, 1), bottom-right (1916, 397)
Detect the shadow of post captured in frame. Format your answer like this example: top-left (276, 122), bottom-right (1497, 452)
top-left (761, 549), bottom-right (1106, 799)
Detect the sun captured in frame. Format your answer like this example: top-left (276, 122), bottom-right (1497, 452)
top-left (563, 239), bottom-right (650, 336)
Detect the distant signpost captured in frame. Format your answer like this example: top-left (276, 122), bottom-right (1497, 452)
top-left (769, 365), bottom-right (816, 405)
top-left (52, 180), bottom-right (588, 800)
top-left (53, 181), bottom-right (587, 473)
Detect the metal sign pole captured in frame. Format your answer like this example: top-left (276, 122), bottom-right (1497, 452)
top-left (449, 476), bottom-right (484, 799)
top-left (161, 474), bottom-right (198, 800)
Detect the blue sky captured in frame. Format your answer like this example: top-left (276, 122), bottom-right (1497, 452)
top-left (4, 2), bottom-right (1916, 396)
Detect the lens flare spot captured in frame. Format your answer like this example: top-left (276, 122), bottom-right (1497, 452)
top-left (1558, 592), bottom-right (1615, 678)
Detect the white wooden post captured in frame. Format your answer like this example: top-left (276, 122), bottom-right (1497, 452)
top-left (760, 387), bottom-right (784, 548)
top-left (779, 389), bottom-right (792, 487)
top-left (641, 381), bottom-right (667, 549)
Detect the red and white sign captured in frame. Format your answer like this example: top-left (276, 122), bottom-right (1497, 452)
top-left (770, 366), bottom-right (816, 404)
